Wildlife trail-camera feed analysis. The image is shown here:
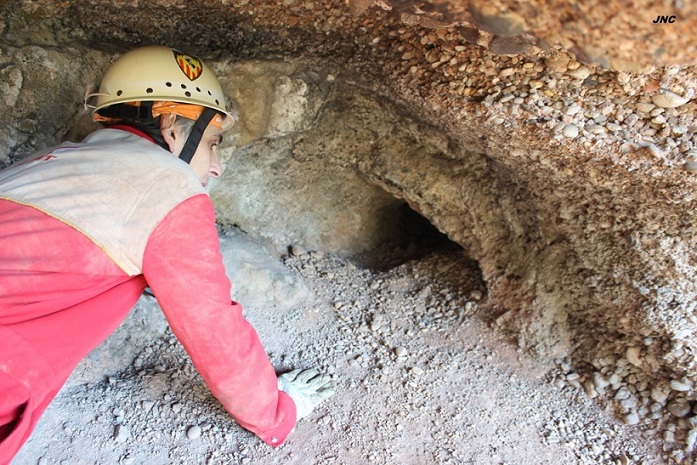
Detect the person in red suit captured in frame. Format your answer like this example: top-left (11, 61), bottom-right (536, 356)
top-left (0, 45), bottom-right (334, 464)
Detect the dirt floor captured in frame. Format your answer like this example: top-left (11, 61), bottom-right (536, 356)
top-left (11, 233), bottom-right (666, 465)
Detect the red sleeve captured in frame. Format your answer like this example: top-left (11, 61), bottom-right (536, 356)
top-left (142, 194), bottom-right (296, 446)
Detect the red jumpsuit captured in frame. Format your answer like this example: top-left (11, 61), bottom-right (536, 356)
top-left (0, 128), bottom-right (296, 464)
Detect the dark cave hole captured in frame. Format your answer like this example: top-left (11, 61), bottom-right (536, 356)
top-left (354, 203), bottom-right (469, 272)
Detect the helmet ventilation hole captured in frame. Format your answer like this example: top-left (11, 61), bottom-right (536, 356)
top-left (181, 84), bottom-right (187, 89)
top-left (116, 90), bottom-right (123, 96)
top-left (165, 82), bottom-right (173, 87)
top-left (185, 91), bottom-right (192, 97)
top-left (196, 87), bottom-right (201, 93)
top-left (146, 88), bottom-right (153, 94)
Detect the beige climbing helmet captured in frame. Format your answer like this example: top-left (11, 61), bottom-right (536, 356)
top-left (87, 45), bottom-right (234, 130)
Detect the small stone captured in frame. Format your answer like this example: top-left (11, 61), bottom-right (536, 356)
top-left (489, 36), bottom-right (532, 55)
top-left (564, 103), bottom-right (582, 116)
top-left (394, 347), bottom-right (408, 357)
top-left (546, 54), bottom-right (570, 73)
top-left (615, 386), bottom-right (631, 401)
top-left (683, 160), bottom-right (697, 173)
top-left (635, 102), bottom-right (655, 114)
top-left (566, 66), bottom-right (591, 80)
top-left (582, 379), bottom-right (598, 398)
top-left (650, 384), bottom-right (670, 404)
top-left (411, 366), bottom-right (424, 376)
top-left (458, 26), bottom-right (480, 45)
top-left (651, 115), bottom-right (666, 125)
top-left (186, 425), bottom-right (202, 440)
top-left (141, 400), bottom-right (154, 413)
top-left (623, 412), bottom-right (640, 425)
top-left (592, 372), bottom-right (610, 389)
top-left (668, 400), bottom-right (691, 418)
top-left (113, 424), bottom-right (129, 443)
top-left (562, 124), bottom-right (579, 138)
top-left (670, 379), bottom-right (692, 392)
top-left (626, 346), bottom-right (642, 366)
top-left (687, 429), bottom-right (697, 453)
top-left (585, 124), bottom-right (606, 135)
top-left (652, 90), bottom-right (690, 108)
top-left (290, 244), bottom-right (307, 257)
top-left (625, 113), bottom-right (640, 126)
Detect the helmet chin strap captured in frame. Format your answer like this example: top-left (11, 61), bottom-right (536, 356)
top-left (178, 107), bottom-right (217, 164)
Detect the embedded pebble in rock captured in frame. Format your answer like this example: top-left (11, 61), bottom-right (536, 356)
top-left (592, 372), bottom-right (610, 389)
top-left (652, 91), bottom-right (690, 108)
top-left (669, 379), bottom-right (692, 392)
top-left (688, 430), bottom-right (697, 453)
top-left (585, 124), bottom-right (606, 135)
top-left (394, 347), bottom-right (408, 358)
top-left (566, 66), bottom-right (591, 80)
top-left (564, 104), bottom-right (582, 116)
top-left (636, 103), bottom-right (656, 114)
top-left (684, 160), bottom-right (697, 173)
top-left (290, 244), bottom-right (308, 257)
top-left (626, 347), bottom-right (642, 367)
top-left (489, 36), bottom-right (531, 56)
top-left (186, 425), bottom-right (202, 440)
top-left (583, 379), bottom-right (598, 398)
top-left (624, 412), bottom-right (640, 425)
top-left (668, 401), bottom-right (691, 418)
top-left (651, 385), bottom-right (671, 404)
top-left (562, 124), bottom-right (579, 138)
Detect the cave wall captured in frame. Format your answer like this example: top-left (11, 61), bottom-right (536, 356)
top-left (2, 0), bottom-right (697, 446)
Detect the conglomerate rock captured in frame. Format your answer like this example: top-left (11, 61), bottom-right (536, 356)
top-left (2, 0), bottom-right (697, 461)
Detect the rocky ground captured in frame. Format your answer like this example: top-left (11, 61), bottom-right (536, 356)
top-left (11, 229), bottom-right (669, 465)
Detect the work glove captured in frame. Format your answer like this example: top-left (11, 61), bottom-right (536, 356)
top-left (277, 368), bottom-right (336, 421)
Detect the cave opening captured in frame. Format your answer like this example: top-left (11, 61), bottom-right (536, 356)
top-left (352, 202), bottom-right (475, 273)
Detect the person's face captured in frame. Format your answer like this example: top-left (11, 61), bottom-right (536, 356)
top-left (188, 124), bottom-right (223, 188)
top-left (161, 114), bottom-right (223, 187)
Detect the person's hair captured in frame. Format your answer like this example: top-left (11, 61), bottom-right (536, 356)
top-left (96, 103), bottom-right (196, 151)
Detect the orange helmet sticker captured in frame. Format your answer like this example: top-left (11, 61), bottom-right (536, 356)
top-left (173, 50), bottom-right (203, 81)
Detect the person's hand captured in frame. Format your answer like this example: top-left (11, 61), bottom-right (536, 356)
top-left (277, 368), bottom-right (336, 421)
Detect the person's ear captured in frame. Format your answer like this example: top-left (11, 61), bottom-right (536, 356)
top-left (160, 113), bottom-right (179, 154)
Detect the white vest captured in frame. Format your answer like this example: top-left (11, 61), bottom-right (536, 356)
top-left (0, 129), bottom-right (205, 276)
